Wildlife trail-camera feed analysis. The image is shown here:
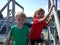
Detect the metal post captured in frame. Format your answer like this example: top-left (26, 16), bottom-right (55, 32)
top-left (54, 0), bottom-right (58, 45)
top-left (48, 0), bottom-right (51, 45)
top-left (48, 0), bottom-right (51, 11)
top-left (54, 0), bottom-right (57, 10)
top-left (6, 0), bottom-right (10, 35)
top-left (15, 1), bottom-right (24, 12)
top-left (0, 0), bottom-right (11, 13)
top-left (50, 0), bottom-right (60, 44)
top-left (12, 0), bottom-right (15, 25)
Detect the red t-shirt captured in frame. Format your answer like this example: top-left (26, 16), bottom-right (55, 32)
top-left (30, 18), bottom-right (48, 40)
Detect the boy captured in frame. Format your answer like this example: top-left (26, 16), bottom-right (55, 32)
top-left (7, 12), bottom-right (30, 45)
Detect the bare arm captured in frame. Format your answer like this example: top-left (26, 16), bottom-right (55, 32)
top-left (46, 16), bottom-right (52, 25)
top-left (37, 5), bottom-right (54, 23)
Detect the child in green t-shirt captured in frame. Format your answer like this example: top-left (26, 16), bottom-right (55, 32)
top-left (7, 12), bottom-right (30, 45)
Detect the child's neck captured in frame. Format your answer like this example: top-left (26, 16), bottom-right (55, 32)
top-left (17, 24), bottom-right (23, 29)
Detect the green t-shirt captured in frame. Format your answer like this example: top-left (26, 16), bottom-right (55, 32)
top-left (10, 25), bottom-right (30, 45)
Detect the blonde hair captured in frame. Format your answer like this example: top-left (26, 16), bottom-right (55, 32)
top-left (33, 8), bottom-right (45, 18)
top-left (15, 11), bottom-right (26, 18)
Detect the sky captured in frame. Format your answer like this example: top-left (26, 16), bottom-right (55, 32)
top-left (0, 0), bottom-right (60, 17)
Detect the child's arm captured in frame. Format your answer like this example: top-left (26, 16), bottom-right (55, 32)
top-left (37, 5), bottom-right (54, 23)
top-left (46, 16), bottom-right (52, 25)
top-left (7, 36), bottom-right (13, 45)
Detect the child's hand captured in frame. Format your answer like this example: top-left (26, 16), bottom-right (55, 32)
top-left (50, 16), bottom-right (52, 21)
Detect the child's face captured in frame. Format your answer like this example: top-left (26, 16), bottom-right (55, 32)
top-left (16, 16), bottom-right (26, 25)
top-left (36, 11), bottom-right (44, 18)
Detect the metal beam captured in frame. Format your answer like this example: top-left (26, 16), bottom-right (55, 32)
top-left (0, 0), bottom-right (11, 13)
top-left (48, 0), bottom-right (51, 11)
top-left (6, 0), bottom-right (10, 34)
top-left (50, 0), bottom-right (60, 42)
top-left (12, 0), bottom-right (15, 25)
top-left (15, 1), bottom-right (24, 11)
top-left (55, 0), bottom-right (57, 11)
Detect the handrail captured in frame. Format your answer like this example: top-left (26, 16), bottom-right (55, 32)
top-left (0, 11), bottom-right (12, 45)
top-left (3, 30), bottom-right (11, 45)
top-left (15, 1), bottom-right (24, 12)
top-left (50, 0), bottom-right (60, 41)
top-left (0, 0), bottom-right (24, 45)
top-left (48, 26), bottom-right (55, 45)
top-left (0, 11), bottom-right (12, 32)
top-left (0, 0), bottom-right (24, 13)
top-left (0, 0), bottom-right (11, 13)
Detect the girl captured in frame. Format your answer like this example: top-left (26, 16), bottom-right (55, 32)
top-left (29, 5), bottom-right (54, 45)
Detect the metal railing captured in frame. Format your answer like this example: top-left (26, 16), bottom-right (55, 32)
top-left (48, 0), bottom-right (60, 45)
top-left (50, 0), bottom-right (60, 43)
top-left (48, 26), bottom-right (56, 45)
top-left (0, 0), bottom-right (24, 45)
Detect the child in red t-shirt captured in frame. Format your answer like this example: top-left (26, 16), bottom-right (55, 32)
top-left (29, 5), bottom-right (54, 45)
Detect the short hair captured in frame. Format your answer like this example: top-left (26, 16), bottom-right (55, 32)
top-left (15, 12), bottom-right (26, 18)
top-left (33, 8), bottom-right (45, 18)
